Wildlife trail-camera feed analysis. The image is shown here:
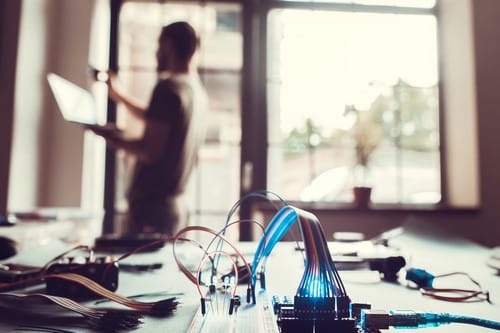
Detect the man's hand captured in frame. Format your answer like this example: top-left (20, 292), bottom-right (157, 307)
top-left (85, 125), bottom-right (123, 149)
top-left (106, 71), bottom-right (123, 103)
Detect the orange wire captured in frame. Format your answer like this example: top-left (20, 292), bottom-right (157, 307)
top-left (195, 250), bottom-right (239, 298)
top-left (172, 226), bottom-right (252, 287)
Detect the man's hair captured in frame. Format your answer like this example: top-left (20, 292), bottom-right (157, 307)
top-left (160, 21), bottom-right (198, 61)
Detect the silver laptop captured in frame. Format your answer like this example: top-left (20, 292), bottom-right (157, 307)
top-left (47, 72), bottom-right (122, 136)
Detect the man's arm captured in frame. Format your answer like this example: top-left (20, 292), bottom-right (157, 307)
top-left (89, 119), bottom-right (171, 164)
top-left (92, 79), bottom-right (180, 163)
top-left (107, 73), bottom-right (147, 119)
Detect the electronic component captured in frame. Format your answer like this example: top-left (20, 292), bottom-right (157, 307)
top-left (119, 262), bottom-right (163, 272)
top-left (368, 256), bottom-right (406, 281)
top-left (251, 206), bottom-right (359, 333)
top-left (272, 295), bottom-right (358, 333)
top-left (188, 291), bottom-right (281, 333)
top-left (405, 267), bottom-right (435, 288)
top-left (360, 309), bottom-right (500, 331)
top-left (45, 256), bottom-right (118, 299)
top-left (94, 233), bottom-right (167, 252)
top-left (180, 194), bottom-right (498, 333)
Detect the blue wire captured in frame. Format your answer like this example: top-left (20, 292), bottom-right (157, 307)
top-left (214, 190), bottom-right (286, 269)
top-left (251, 206), bottom-right (299, 285)
top-left (447, 314), bottom-right (500, 330)
top-left (388, 311), bottom-right (500, 330)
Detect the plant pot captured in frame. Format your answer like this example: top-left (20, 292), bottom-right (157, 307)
top-left (353, 186), bottom-right (372, 208)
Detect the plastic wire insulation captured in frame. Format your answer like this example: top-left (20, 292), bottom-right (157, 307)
top-left (205, 219), bottom-right (265, 268)
top-left (0, 293), bottom-right (142, 330)
top-left (46, 273), bottom-right (175, 312)
top-left (173, 226), bottom-right (252, 287)
top-left (386, 311), bottom-right (500, 330)
top-left (224, 190), bottom-right (286, 227)
top-left (113, 236), bottom-right (172, 263)
top-left (41, 245), bottom-right (94, 273)
top-left (406, 268), bottom-right (491, 303)
top-left (420, 287), bottom-right (490, 303)
top-left (195, 250), bottom-right (239, 298)
top-left (250, 204), bottom-right (350, 318)
top-left (214, 190), bottom-right (287, 270)
top-left (447, 313), bottom-right (500, 330)
top-left (251, 206), bottom-right (302, 286)
top-left (295, 210), bottom-right (346, 299)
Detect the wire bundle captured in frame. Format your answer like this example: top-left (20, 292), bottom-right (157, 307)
top-left (167, 191), bottom-right (287, 315)
top-left (0, 292), bottom-right (142, 332)
top-left (292, 207), bottom-right (350, 319)
top-left (250, 205), bottom-right (350, 319)
top-left (251, 205), bottom-right (301, 287)
top-left (45, 272), bottom-right (179, 316)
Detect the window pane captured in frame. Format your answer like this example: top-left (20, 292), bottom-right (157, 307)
top-left (267, 8), bottom-right (440, 204)
top-left (117, 2), bottom-right (242, 223)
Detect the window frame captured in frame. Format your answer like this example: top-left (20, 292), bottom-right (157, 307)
top-left (247, 0), bottom-right (446, 207)
top-left (104, 0), bottom-right (473, 239)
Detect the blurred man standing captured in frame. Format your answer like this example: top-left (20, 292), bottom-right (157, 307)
top-left (91, 21), bottom-right (208, 235)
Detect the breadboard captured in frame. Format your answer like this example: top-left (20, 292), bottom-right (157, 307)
top-left (187, 291), bottom-right (280, 333)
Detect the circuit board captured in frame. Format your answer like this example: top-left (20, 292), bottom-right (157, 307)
top-left (186, 291), bottom-right (379, 333)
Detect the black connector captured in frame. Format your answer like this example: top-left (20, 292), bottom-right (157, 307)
top-left (200, 298), bottom-right (206, 315)
top-left (119, 262), bottom-right (163, 272)
top-left (45, 258), bottom-right (119, 300)
top-left (229, 298), bottom-right (235, 314)
top-left (247, 286), bottom-right (252, 303)
top-left (209, 284), bottom-right (216, 294)
top-left (260, 272), bottom-right (266, 289)
top-left (368, 256), bottom-right (406, 281)
top-left (294, 296), bottom-right (336, 319)
top-left (350, 303), bottom-right (372, 320)
top-left (274, 295), bottom-right (358, 333)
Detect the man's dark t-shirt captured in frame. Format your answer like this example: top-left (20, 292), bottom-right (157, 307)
top-left (127, 74), bottom-right (207, 234)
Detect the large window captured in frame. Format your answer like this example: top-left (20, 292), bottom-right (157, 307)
top-left (267, 2), bottom-right (441, 204)
top-left (107, 0), bottom-right (445, 237)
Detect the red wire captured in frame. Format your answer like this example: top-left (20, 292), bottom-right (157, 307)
top-left (195, 250), bottom-right (239, 298)
top-left (420, 272), bottom-right (490, 303)
top-left (420, 287), bottom-right (490, 302)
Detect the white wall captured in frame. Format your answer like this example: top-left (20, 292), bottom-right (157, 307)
top-left (9, 0), bottom-right (53, 210)
top-left (9, 0), bottom-right (95, 210)
top-left (470, 0), bottom-right (500, 245)
top-left (440, 0), bottom-right (480, 208)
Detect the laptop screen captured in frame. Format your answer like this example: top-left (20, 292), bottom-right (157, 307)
top-left (47, 73), bottom-right (98, 125)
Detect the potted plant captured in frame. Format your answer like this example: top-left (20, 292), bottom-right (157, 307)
top-left (345, 105), bottom-right (383, 207)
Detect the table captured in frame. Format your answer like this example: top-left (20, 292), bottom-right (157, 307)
top-left (0, 219), bottom-right (498, 332)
